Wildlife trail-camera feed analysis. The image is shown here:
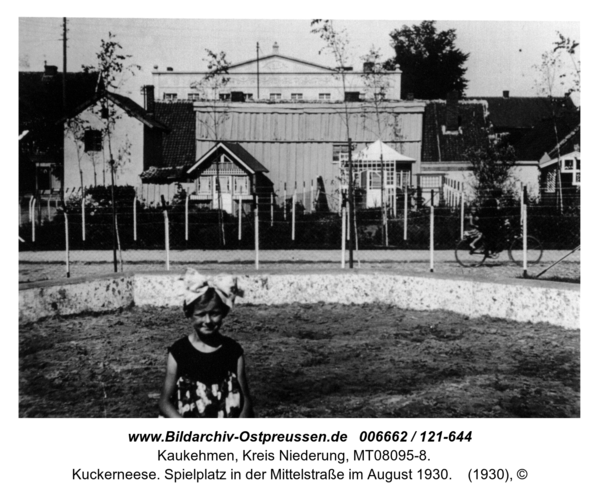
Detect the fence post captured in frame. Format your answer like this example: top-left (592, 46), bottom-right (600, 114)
top-left (430, 190), bottom-right (434, 273)
top-left (460, 183), bottom-right (465, 238)
top-left (523, 186), bottom-right (528, 278)
top-left (46, 194), bottom-right (51, 220)
top-left (31, 197), bottom-right (36, 242)
top-left (341, 205), bottom-right (346, 268)
top-left (134, 194), bottom-right (138, 242)
top-left (403, 185), bottom-right (408, 241)
top-left (237, 197), bottom-right (242, 241)
top-left (81, 195), bottom-right (86, 242)
top-left (28, 195), bottom-right (34, 223)
top-left (163, 210), bottom-right (170, 271)
top-left (270, 192), bottom-right (274, 227)
top-left (520, 182), bottom-right (524, 225)
top-left (303, 181), bottom-right (306, 214)
top-left (64, 212), bottom-right (70, 278)
top-left (283, 183), bottom-right (287, 221)
top-left (254, 195), bottom-right (259, 270)
top-left (310, 180), bottom-right (314, 213)
top-left (184, 193), bottom-right (190, 242)
top-left (292, 190), bottom-right (296, 241)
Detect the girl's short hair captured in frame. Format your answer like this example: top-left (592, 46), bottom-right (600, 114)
top-left (183, 287), bottom-right (230, 318)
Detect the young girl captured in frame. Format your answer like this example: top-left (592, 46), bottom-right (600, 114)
top-left (159, 270), bottom-right (253, 418)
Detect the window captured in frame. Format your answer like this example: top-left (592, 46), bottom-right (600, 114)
top-left (270, 93), bottom-right (282, 101)
top-left (84, 130), bottom-right (102, 153)
top-left (219, 93), bottom-right (231, 101)
top-left (319, 93), bottom-right (331, 101)
top-left (562, 159), bottom-right (574, 171)
top-left (332, 144), bottom-right (350, 163)
top-left (187, 93), bottom-right (200, 101)
top-left (244, 93), bottom-right (253, 100)
top-left (291, 93), bottom-right (303, 101)
top-left (234, 176), bottom-right (249, 194)
top-left (344, 92), bottom-right (361, 102)
top-left (573, 171), bottom-right (581, 185)
top-left (163, 93), bottom-right (178, 102)
top-left (386, 171), bottom-right (395, 187)
top-left (575, 158), bottom-right (581, 170)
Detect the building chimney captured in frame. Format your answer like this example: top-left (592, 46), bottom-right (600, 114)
top-left (272, 42), bottom-right (279, 55)
top-left (144, 85), bottom-right (155, 115)
top-left (445, 90), bottom-right (460, 131)
top-left (44, 65), bottom-right (58, 76)
top-left (503, 90), bottom-right (510, 98)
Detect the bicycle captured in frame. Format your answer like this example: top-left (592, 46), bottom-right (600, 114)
top-left (454, 224), bottom-right (543, 267)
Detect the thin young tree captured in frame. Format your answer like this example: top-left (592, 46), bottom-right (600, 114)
top-left (83, 32), bottom-right (140, 271)
top-left (361, 47), bottom-right (393, 245)
top-left (311, 19), bottom-right (358, 267)
top-left (190, 50), bottom-right (231, 246)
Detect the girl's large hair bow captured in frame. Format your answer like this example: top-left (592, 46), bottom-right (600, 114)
top-left (183, 269), bottom-right (238, 309)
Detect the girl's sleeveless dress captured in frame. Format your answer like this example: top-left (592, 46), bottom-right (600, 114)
top-left (167, 336), bottom-right (243, 418)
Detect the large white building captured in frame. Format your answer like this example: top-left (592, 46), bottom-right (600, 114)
top-left (152, 43), bottom-right (402, 103)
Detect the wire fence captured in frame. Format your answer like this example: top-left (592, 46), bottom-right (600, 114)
top-left (19, 185), bottom-right (580, 283)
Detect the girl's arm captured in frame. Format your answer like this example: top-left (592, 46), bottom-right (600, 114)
top-left (237, 355), bottom-right (254, 418)
top-left (158, 353), bottom-right (182, 418)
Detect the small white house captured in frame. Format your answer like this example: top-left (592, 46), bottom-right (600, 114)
top-left (62, 91), bottom-right (169, 194)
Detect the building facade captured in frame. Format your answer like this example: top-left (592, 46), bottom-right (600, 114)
top-left (152, 43), bottom-right (402, 103)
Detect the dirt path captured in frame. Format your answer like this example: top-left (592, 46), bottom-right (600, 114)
top-left (19, 304), bottom-right (579, 418)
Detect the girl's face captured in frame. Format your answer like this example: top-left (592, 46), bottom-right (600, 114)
top-left (191, 297), bottom-right (227, 336)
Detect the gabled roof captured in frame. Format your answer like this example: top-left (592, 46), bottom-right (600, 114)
top-left (354, 140), bottom-right (414, 162)
top-left (465, 96), bottom-right (576, 130)
top-left (188, 142), bottom-right (269, 175)
top-left (229, 53), bottom-right (334, 72)
top-left (154, 102), bottom-right (196, 168)
top-left (513, 112), bottom-right (580, 162)
top-left (60, 90), bottom-right (170, 131)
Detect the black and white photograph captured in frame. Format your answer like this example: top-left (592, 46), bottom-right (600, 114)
top-left (18, 15), bottom-right (581, 421)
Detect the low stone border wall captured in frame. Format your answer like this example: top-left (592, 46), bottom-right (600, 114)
top-left (19, 270), bottom-right (580, 329)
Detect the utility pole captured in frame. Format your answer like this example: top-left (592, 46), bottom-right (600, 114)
top-left (256, 42), bottom-right (260, 100)
top-left (62, 18), bottom-right (67, 112)
top-left (348, 138), bottom-right (354, 268)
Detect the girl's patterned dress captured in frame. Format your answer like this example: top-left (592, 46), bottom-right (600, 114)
top-left (167, 336), bottom-right (243, 418)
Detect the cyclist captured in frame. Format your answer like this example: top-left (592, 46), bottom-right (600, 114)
top-left (466, 190), bottom-right (504, 255)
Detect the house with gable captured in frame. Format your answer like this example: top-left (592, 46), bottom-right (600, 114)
top-left (61, 88), bottom-right (170, 194)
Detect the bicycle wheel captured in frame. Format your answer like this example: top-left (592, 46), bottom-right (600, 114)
top-left (509, 235), bottom-right (543, 265)
top-left (455, 239), bottom-right (487, 267)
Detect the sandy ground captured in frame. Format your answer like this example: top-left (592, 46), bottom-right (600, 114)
top-left (19, 249), bottom-right (580, 284)
top-left (19, 304), bottom-right (579, 418)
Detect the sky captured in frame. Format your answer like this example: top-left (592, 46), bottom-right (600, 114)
top-left (18, 17), bottom-right (580, 104)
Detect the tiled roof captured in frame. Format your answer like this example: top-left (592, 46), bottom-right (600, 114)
top-left (421, 101), bottom-right (487, 163)
top-left (154, 102), bottom-right (197, 168)
top-left (513, 112), bottom-right (580, 161)
top-left (464, 96), bottom-right (576, 130)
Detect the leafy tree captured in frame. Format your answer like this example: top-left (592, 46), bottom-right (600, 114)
top-left (385, 20), bottom-right (469, 99)
top-left (533, 31), bottom-right (580, 212)
top-left (463, 125), bottom-right (517, 204)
